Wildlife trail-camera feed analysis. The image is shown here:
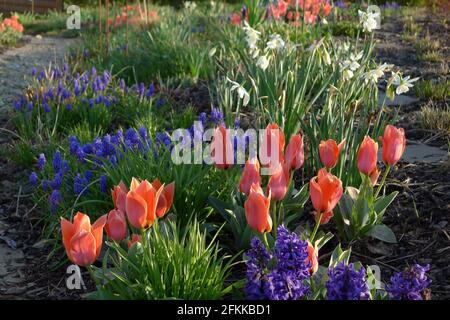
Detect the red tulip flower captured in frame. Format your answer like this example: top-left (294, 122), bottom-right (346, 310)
top-left (151, 179), bottom-right (175, 218)
top-left (112, 180), bottom-right (128, 213)
top-left (126, 177), bottom-right (164, 229)
top-left (319, 139), bottom-right (345, 169)
top-left (239, 158), bottom-right (262, 196)
top-left (381, 125), bottom-right (406, 166)
top-left (245, 183), bottom-right (272, 234)
top-left (267, 162), bottom-right (290, 201)
top-left (211, 125), bottom-right (234, 170)
top-left (285, 133), bottom-right (305, 170)
top-left (260, 123), bottom-right (285, 171)
top-left (310, 168), bottom-right (343, 224)
top-left (357, 136), bottom-right (378, 176)
top-left (105, 209), bottom-right (127, 242)
top-left (61, 212), bottom-right (107, 266)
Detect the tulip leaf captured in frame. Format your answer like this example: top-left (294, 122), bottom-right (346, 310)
top-left (374, 191), bottom-right (398, 218)
top-left (346, 186), bottom-right (360, 201)
top-left (338, 193), bottom-right (354, 222)
top-left (329, 244), bottom-right (351, 268)
top-left (352, 197), bottom-right (370, 227)
top-left (366, 224), bottom-right (397, 243)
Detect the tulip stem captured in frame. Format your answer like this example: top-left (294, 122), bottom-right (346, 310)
top-left (272, 202), bottom-right (278, 238)
top-left (262, 232), bottom-right (269, 248)
top-left (310, 211), bottom-right (323, 243)
top-left (86, 265), bottom-right (100, 288)
top-left (374, 165), bottom-right (391, 198)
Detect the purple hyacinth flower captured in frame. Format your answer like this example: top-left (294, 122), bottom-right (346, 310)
top-left (326, 262), bottom-right (370, 300)
top-left (386, 264), bottom-right (431, 300)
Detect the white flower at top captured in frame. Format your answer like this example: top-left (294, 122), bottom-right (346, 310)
top-left (391, 73), bottom-right (419, 95)
top-left (243, 21), bottom-right (261, 52)
top-left (266, 34), bottom-right (285, 51)
top-left (256, 55), bottom-right (269, 71)
top-left (227, 77), bottom-right (250, 106)
top-left (358, 9), bottom-right (379, 33)
top-left (184, 1), bottom-right (197, 10)
top-left (363, 63), bottom-right (393, 84)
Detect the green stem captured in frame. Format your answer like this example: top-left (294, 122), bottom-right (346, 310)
top-left (374, 165), bottom-right (391, 198)
top-left (271, 201), bottom-right (278, 238)
top-left (310, 211), bottom-right (323, 243)
top-left (262, 232), bottom-right (269, 248)
top-left (86, 265), bottom-right (100, 288)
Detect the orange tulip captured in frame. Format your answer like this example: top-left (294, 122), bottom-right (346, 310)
top-left (211, 125), bottom-right (234, 170)
top-left (306, 241), bottom-right (319, 274)
top-left (357, 136), bottom-right (378, 176)
top-left (267, 162), bottom-right (290, 201)
top-left (61, 212), bottom-right (107, 266)
top-left (319, 139), bottom-right (345, 169)
top-left (239, 158), bottom-right (262, 196)
top-left (381, 125), bottom-right (406, 166)
top-left (260, 123), bottom-right (285, 171)
top-left (112, 180), bottom-right (128, 213)
top-left (126, 177), bottom-right (164, 229)
top-left (309, 168), bottom-right (343, 220)
top-left (285, 133), bottom-right (304, 170)
top-left (105, 209), bottom-right (127, 242)
top-left (244, 183), bottom-right (272, 234)
top-left (127, 234), bottom-right (142, 249)
top-left (313, 210), bottom-right (334, 225)
top-left (151, 179), bottom-right (175, 218)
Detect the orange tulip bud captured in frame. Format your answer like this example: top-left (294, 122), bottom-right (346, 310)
top-left (105, 209), bottom-right (127, 242)
top-left (306, 241), bottom-right (319, 274)
top-left (310, 168), bottom-right (343, 215)
top-left (211, 125), bottom-right (234, 170)
top-left (267, 162), bottom-right (290, 201)
top-left (260, 123), bottom-right (285, 171)
top-left (244, 183), bottom-right (272, 234)
top-left (285, 133), bottom-right (305, 170)
top-left (152, 179), bottom-right (175, 218)
top-left (112, 181), bottom-right (128, 213)
top-left (357, 136), bottom-right (378, 176)
top-left (125, 177), bottom-right (163, 229)
top-left (61, 212), bottom-right (107, 266)
top-left (127, 234), bottom-right (142, 249)
top-left (239, 158), bottom-right (262, 196)
top-left (381, 125), bottom-right (406, 166)
top-left (319, 139), bottom-right (345, 169)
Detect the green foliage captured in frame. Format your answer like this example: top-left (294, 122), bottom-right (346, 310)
top-left (414, 79), bottom-right (450, 101)
top-left (92, 220), bottom-right (236, 300)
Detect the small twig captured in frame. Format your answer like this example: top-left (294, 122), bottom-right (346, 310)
top-left (15, 185), bottom-right (22, 218)
top-left (384, 240), bottom-right (436, 264)
top-left (352, 251), bottom-right (400, 272)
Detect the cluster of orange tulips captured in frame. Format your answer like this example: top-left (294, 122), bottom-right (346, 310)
top-left (61, 177), bottom-right (174, 267)
top-left (239, 123), bottom-right (406, 242)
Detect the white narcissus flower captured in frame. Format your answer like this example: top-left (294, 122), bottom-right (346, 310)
top-left (322, 48), bottom-right (331, 65)
top-left (342, 51), bottom-right (363, 72)
top-left (363, 63), bottom-right (393, 84)
top-left (392, 73), bottom-right (419, 95)
top-left (266, 34), bottom-right (285, 51)
top-left (184, 1), bottom-right (197, 10)
top-left (256, 55), bottom-right (269, 71)
top-left (342, 69), bottom-right (354, 81)
top-left (227, 77), bottom-right (250, 106)
top-left (358, 9), bottom-right (379, 33)
top-left (243, 21), bottom-right (261, 51)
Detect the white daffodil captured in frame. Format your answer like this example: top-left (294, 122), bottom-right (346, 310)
top-left (392, 73), bottom-right (419, 95)
top-left (322, 47), bottom-right (331, 65)
top-left (266, 34), bottom-right (285, 51)
top-left (342, 50), bottom-right (363, 72)
top-left (363, 63), bottom-right (393, 84)
top-left (227, 77), bottom-right (250, 106)
top-left (342, 68), bottom-right (354, 81)
top-left (358, 9), bottom-right (379, 33)
top-left (184, 1), bottom-right (197, 10)
top-left (243, 21), bottom-right (261, 51)
top-left (256, 55), bottom-right (269, 71)
top-left (209, 47), bottom-right (217, 58)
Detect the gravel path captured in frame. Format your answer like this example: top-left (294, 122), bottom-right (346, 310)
top-left (0, 35), bottom-right (76, 299)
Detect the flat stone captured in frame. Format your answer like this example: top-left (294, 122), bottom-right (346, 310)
top-left (378, 90), bottom-right (419, 107)
top-left (379, 140), bottom-right (448, 163)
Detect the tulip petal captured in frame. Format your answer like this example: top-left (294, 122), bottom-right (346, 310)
top-left (126, 191), bottom-right (148, 229)
top-left (69, 230), bottom-right (97, 266)
top-left (92, 214), bottom-right (107, 256)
